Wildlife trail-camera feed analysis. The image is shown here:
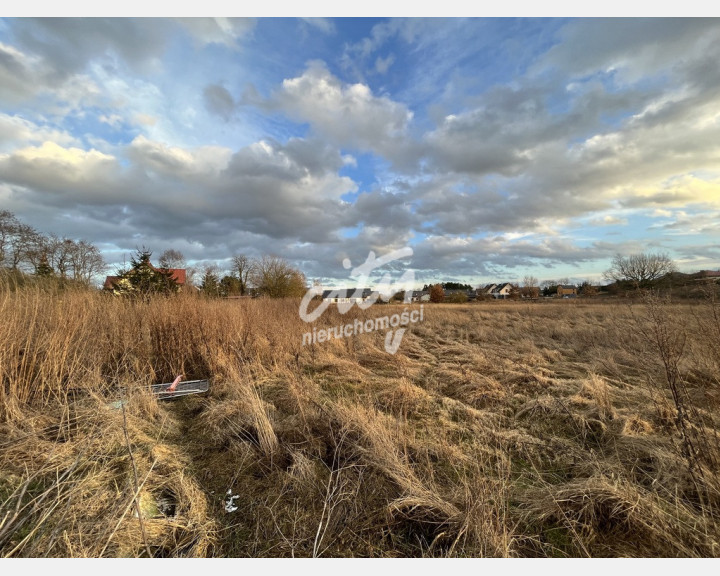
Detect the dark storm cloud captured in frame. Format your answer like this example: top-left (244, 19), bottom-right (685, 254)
top-left (12, 18), bottom-right (172, 80)
top-left (203, 84), bottom-right (236, 121)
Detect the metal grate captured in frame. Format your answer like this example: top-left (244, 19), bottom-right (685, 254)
top-left (150, 379), bottom-right (209, 399)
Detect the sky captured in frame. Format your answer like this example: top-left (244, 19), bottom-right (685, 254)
top-left (1, 12), bottom-right (720, 288)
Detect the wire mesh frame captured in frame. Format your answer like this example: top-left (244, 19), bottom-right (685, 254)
top-left (150, 379), bottom-right (210, 399)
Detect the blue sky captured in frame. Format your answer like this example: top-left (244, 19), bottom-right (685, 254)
top-left (1, 13), bottom-right (720, 287)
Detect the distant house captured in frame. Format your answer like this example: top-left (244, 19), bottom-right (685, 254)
top-left (168, 268), bottom-right (187, 286)
top-left (409, 290), bottom-right (430, 302)
top-left (490, 283), bottom-right (514, 299)
top-left (103, 275), bottom-right (121, 291)
top-left (322, 288), bottom-right (377, 304)
top-left (557, 285), bottom-right (577, 298)
top-left (697, 270), bottom-right (720, 282)
top-left (475, 284), bottom-right (495, 300)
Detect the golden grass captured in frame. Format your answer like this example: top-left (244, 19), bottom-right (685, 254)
top-left (1, 283), bottom-right (720, 557)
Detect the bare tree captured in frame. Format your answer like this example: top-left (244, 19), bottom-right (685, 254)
top-left (604, 252), bottom-right (676, 288)
top-left (579, 280), bottom-right (598, 297)
top-left (14, 224), bottom-right (45, 271)
top-left (250, 255), bottom-right (306, 298)
top-left (37, 236), bottom-right (106, 285)
top-left (69, 240), bottom-right (106, 285)
top-left (231, 254), bottom-right (256, 295)
top-left (158, 249), bottom-right (186, 269)
top-left (0, 211), bottom-right (44, 271)
top-left (14, 231), bottom-right (49, 273)
top-left (0, 211), bottom-right (104, 285)
top-left (521, 275), bottom-right (540, 299)
top-left (0, 210), bottom-right (18, 266)
top-left (46, 236), bottom-right (74, 279)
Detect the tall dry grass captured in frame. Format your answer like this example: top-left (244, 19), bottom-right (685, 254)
top-left (2, 280), bottom-right (720, 556)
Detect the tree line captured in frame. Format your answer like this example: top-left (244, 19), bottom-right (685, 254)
top-left (0, 210), bottom-right (105, 286)
top-left (0, 211), bottom-right (308, 298)
top-left (108, 247), bottom-right (307, 299)
top-left (421, 252), bottom-right (677, 302)
top-left (2, 209), bottom-right (679, 299)
top-left (197, 254), bottom-right (306, 299)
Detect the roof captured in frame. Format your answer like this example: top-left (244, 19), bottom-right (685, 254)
top-left (166, 268), bottom-right (186, 285)
top-left (103, 275), bottom-right (120, 290)
top-left (322, 288), bottom-right (376, 299)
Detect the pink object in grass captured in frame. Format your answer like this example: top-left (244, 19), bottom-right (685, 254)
top-left (167, 374), bottom-right (183, 392)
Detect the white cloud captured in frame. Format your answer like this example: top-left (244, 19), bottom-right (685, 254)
top-left (127, 135), bottom-right (232, 177)
top-left (299, 18), bottom-right (336, 35)
top-left (176, 18), bottom-right (255, 48)
top-left (588, 215), bottom-right (629, 227)
top-left (0, 135), bottom-right (358, 250)
top-left (275, 61), bottom-right (413, 159)
top-left (0, 114), bottom-right (77, 151)
top-left (0, 141), bottom-right (118, 193)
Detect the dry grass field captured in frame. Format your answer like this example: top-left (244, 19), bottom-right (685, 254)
top-left (2, 281), bottom-right (720, 557)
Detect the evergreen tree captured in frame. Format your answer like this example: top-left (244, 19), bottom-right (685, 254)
top-left (441, 282), bottom-right (472, 291)
top-left (34, 254), bottom-right (54, 278)
top-left (200, 268), bottom-right (221, 297)
top-left (112, 249), bottom-right (179, 297)
top-left (220, 275), bottom-right (243, 297)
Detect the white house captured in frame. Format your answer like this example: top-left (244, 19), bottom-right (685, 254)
top-left (322, 288), bottom-right (376, 304)
top-left (490, 283), bottom-right (514, 299)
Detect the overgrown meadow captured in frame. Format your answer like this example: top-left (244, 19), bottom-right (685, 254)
top-left (1, 279), bottom-right (720, 557)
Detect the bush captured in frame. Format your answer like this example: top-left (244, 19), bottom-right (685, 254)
top-left (429, 284), bottom-right (444, 303)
